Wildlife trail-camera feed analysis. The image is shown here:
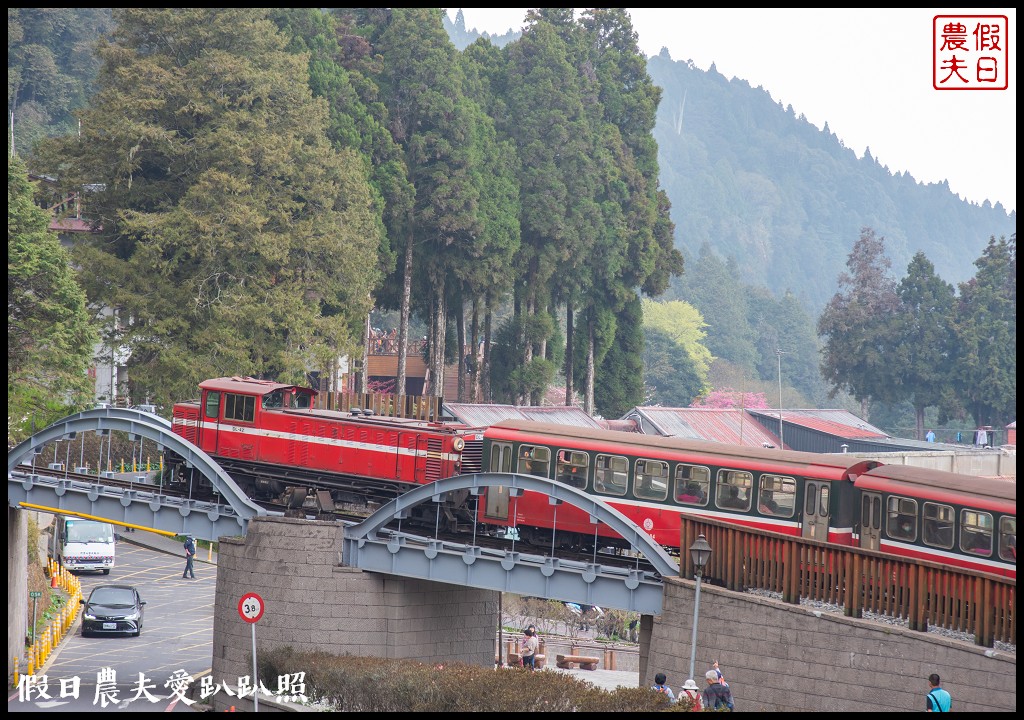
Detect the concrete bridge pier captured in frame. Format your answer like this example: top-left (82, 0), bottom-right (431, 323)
top-left (8, 506), bottom-right (29, 681)
top-left (211, 516), bottom-right (498, 710)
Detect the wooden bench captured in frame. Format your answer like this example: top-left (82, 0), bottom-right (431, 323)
top-left (556, 653), bottom-right (600, 671)
top-left (506, 652), bottom-right (546, 669)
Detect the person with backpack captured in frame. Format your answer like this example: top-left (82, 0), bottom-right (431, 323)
top-left (650, 673), bottom-right (676, 702)
top-left (702, 669), bottom-right (734, 711)
top-left (182, 535), bottom-right (197, 579)
top-left (925, 673), bottom-right (951, 712)
top-left (679, 678), bottom-right (703, 711)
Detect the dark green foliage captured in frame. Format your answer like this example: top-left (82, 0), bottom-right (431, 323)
top-left (34, 9), bottom-right (383, 408)
top-left (8, 155), bottom-right (97, 438)
top-left (258, 646), bottom-right (678, 712)
top-left (9, 9), bottom-right (114, 155)
top-left (951, 234), bottom-right (1016, 428)
top-left (595, 297), bottom-right (646, 418)
top-left (643, 327), bottom-right (705, 407)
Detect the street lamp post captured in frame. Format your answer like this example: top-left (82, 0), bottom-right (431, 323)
top-left (776, 349), bottom-right (787, 449)
top-left (687, 533), bottom-right (713, 684)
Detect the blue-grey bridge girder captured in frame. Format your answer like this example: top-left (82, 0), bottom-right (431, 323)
top-left (7, 407), bottom-right (268, 540)
top-left (343, 472), bottom-right (680, 614)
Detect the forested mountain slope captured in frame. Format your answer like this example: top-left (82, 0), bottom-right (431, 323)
top-left (444, 14), bottom-right (1015, 313)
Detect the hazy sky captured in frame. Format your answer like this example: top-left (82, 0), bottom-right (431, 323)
top-left (447, 8), bottom-right (1016, 214)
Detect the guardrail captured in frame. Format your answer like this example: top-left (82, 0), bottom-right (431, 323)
top-left (314, 391), bottom-right (440, 421)
top-left (680, 517), bottom-right (1015, 647)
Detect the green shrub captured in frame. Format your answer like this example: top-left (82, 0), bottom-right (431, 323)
top-left (258, 647), bottom-right (677, 712)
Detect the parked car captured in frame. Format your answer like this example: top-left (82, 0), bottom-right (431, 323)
top-left (80, 584), bottom-right (146, 637)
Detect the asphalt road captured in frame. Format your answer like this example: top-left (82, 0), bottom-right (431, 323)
top-left (10, 542), bottom-right (216, 713)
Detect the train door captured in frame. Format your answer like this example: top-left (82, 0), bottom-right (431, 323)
top-left (859, 491), bottom-right (882, 551)
top-left (484, 442), bottom-right (513, 520)
top-left (201, 390), bottom-right (221, 453)
top-left (398, 433), bottom-right (427, 484)
top-left (802, 480), bottom-right (831, 541)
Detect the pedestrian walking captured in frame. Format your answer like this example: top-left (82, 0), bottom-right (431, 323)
top-left (925, 673), bottom-right (951, 712)
top-left (182, 535), bottom-right (197, 579)
top-left (651, 672), bottom-right (676, 702)
top-left (702, 669), bottom-right (734, 711)
top-left (679, 678), bottom-right (703, 711)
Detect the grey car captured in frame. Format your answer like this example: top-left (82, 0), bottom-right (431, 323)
top-left (80, 584), bottom-right (146, 637)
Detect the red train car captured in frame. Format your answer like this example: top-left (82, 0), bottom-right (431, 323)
top-left (169, 377), bottom-right (481, 505)
top-left (854, 465), bottom-right (1015, 578)
top-left (476, 420), bottom-right (1016, 579)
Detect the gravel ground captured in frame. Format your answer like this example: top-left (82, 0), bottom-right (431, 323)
top-left (744, 587), bottom-right (1016, 654)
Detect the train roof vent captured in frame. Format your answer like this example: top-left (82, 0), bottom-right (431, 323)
top-left (363, 409), bottom-right (375, 417)
top-left (350, 407), bottom-right (362, 416)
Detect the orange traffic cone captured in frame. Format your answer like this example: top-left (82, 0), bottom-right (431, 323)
top-left (51, 570), bottom-right (58, 589)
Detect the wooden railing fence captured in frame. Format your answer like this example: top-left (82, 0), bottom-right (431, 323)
top-left (314, 391), bottom-right (440, 422)
top-left (680, 516), bottom-right (1015, 648)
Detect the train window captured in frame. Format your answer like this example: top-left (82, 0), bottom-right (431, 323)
top-left (518, 445), bottom-right (550, 477)
top-left (886, 496), bottom-right (918, 541)
top-left (758, 475), bottom-right (795, 517)
top-left (595, 454), bottom-right (628, 496)
top-left (224, 393), bottom-right (255, 423)
top-left (490, 443), bottom-right (513, 473)
top-left (204, 391), bottom-right (221, 419)
top-left (922, 503), bottom-right (955, 549)
top-left (805, 486), bottom-right (817, 516)
top-left (819, 485), bottom-right (829, 516)
top-left (555, 450), bottom-right (589, 489)
top-left (997, 516), bottom-right (1016, 562)
top-left (960, 510), bottom-right (994, 556)
top-left (293, 392), bottom-right (312, 409)
top-left (262, 390), bottom-right (284, 409)
top-left (715, 470), bottom-right (752, 511)
top-left (634, 459), bottom-right (669, 501)
top-left (674, 464), bottom-right (710, 506)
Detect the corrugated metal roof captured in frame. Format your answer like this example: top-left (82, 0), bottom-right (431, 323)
top-left (623, 407), bottom-right (782, 448)
top-left (443, 403), bottom-right (604, 429)
top-left (748, 409), bottom-right (888, 439)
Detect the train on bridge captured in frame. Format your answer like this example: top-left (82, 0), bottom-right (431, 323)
top-left (168, 377), bottom-right (1015, 579)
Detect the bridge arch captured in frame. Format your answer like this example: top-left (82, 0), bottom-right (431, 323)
top-left (346, 471), bottom-right (680, 579)
top-left (8, 407), bottom-right (265, 536)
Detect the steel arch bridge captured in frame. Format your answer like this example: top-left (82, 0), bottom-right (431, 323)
top-left (7, 407), bottom-right (267, 540)
top-left (342, 472), bottom-right (680, 614)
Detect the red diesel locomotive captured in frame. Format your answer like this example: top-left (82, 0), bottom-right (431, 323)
top-left (169, 377), bottom-right (483, 507)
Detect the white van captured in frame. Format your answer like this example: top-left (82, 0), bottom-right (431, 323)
top-left (49, 515), bottom-right (116, 574)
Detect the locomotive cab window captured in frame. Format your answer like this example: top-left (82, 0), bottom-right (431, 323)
top-left (960, 510), bottom-right (994, 556)
top-left (595, 454), bottom-right (628, 496)
top-left (674, 464), bottom-right (710, 506)
top-left (634, 459), bottom-right (669, 501)
top-left (997, 516), bottom-right (1016, 562)
top-left (224, 393), bottom-right (256, 423)
top-left (262, 390), bottom-right (285, 409)
top-left (716, 470), bottom-right (752, 511)
top-left (922, 503), bottom-right (955, 549)
top-left (204, 391), bottom-right (221, 419)
top-left (886, 496), bottom-right (918, 542)
top-left (758, 475), bottom-right (795, 517)
top-left (555, 450), bottom-right (589, 489)
top-left (518, 445), bottom-right (550, 478)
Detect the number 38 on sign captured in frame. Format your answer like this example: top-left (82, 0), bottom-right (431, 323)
top-left (238, 592), bottom-right (265, 623)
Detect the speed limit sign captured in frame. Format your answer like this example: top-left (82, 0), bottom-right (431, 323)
top-left (238, 592), bottom-right (265, 623)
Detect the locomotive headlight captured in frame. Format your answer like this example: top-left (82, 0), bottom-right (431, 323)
top-left (453, 438), bottom-right (465, 452)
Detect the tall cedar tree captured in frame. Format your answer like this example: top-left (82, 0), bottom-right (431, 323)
top-left (891, 252), bottom-right (957, 439)
top-left (34, 9), bottom-right (383, 408)
top-left (372, 8), bottom-right (481, 397)
top-left (952, 235), bottom-right (1016, 429)
top-left (8, 154), bottom-right (97, 440)
top-left (817, 227), bottom-right (902, 419)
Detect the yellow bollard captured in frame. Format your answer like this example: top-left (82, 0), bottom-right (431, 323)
top-left (27, 648), bottom-right (34, 676)
top-left (120, 459), bottom-right (125, 473)
top-left (13, 656), bottom-right (19, 689)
